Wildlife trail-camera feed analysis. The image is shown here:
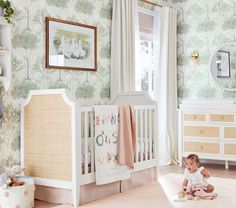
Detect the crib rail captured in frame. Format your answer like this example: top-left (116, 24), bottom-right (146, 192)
top-left (78, 105), bottom-right (157, 185)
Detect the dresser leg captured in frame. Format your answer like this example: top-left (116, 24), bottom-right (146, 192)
top-left (179, 156), bottom-right (183, 167)
top-left (225, 160), bottom-right (229, 170)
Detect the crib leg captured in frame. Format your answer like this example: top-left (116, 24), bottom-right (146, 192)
top-left (179, 156), bottom-right (183, 167)
top-left (73, 187), bottom-right (80, 208)
top-left (154, 165), bottom-right (159, 182)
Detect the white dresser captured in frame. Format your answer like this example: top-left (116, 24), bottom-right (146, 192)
top-left (178, 101), bottom-right (236, 169)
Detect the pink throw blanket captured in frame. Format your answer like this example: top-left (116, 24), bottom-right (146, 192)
top-left (191, 184), bottom-right (217, 200)
top-left (118, 105), bottom-right (136, 168)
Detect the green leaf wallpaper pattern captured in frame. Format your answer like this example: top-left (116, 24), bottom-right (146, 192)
top-left (177, 22), bottom-right (190, 34)
top-left (74, 0), bottom-right (95, 14)
top-left (48, 81), bottom-right (69, 89)
top-left (196, 20), bottom-right (215, 32)
top-left (177, 54), bottom-right (188, 66)
top-left (222, 90), bottom-right (236, 98)
top-left (212, 1), bottom-right (231, 14)
top-left (197, 86), bottom-right (217, 99)
top-left (45, 0), bottom-right (69, 8)
top-left (99, 3), bottom-right (112, 19)
top-left (100, 82), bottom-right (110, 99)
top-left (75, 83), bottom-right (95, 99)
top-left (0, 155), bottom-right (18, 174)
top-left (12, 80), bottom-right (39, 99)
top-left (100, 43), bottom-right (111, 59)
top-left (12, 31), bottom-right (39, 49)
top-left (222, 17), bottom-right (236, 30)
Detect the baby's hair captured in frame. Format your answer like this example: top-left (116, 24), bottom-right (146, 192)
top-left (186, 154), bottom-right (200, 166)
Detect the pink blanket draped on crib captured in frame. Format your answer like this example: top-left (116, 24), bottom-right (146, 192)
top-left (118, 105), bottom-right (136, 169)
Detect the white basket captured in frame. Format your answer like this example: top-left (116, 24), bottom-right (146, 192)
top-left (0, 177), bottom-right (35, 208)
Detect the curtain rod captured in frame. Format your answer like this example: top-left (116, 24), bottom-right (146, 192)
top-left (140, 0), bottom-right (162, 8)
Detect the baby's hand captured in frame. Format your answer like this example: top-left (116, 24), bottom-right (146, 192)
top-left (201, 168), bottom-right (210, 178)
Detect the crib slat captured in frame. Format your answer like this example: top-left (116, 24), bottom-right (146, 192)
top-left (84, 112), bottom-right (88, 174)
top-left (135, 109), bottom-right (139, 163)
top-left (149, 109), bottom-right (153, 159)
top-left (140, 110), bottom-right (143, 162)
top-left (90, 111), bottom-right (95, 173)
top-left (145, 109), bottom-right (148, 161)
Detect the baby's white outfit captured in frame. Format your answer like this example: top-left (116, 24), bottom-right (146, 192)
top-left (184, 166), bottom-right (208, 187)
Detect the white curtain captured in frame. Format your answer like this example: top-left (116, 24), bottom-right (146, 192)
top-left (110, 0), bottom-right (139, 99)
top-left (154, 7), bottom-right (178, 165)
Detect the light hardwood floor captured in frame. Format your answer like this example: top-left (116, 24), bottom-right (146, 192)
top-left (35, 163), bottom-right (236, 207)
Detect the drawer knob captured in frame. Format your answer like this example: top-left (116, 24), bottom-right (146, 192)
top-left (200, 130), bottom-right (204, 134)
top-left (193, 115), bottom-right (197, 119)
top-left (221, 116), bottom-right (224, 120)
top-left (200, 145), bottom-right (204, 150)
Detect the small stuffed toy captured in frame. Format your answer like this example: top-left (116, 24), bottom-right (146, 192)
top-left (10, 165), bottom-right (25, 176)
top-left (0, 173), bottom-right (12, 189)
top-left (0, 165), bottom-right (25, 189)
top-left (177, 186), bottom-right (200, 201)
top-left (177, 189), bottom-right (185, 199)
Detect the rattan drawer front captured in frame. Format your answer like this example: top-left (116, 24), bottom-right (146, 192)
top-left (184, 142), bottom-right (220, 154)
top-left (184, 114), bottom-right (206, 121)
top-left (224, 144), bottom-right (236, 155)
top-left (225, 127), bottom-right (236, 139)
top-left (210, 114), bottom-right (234, 122)
top-left (184, 126), bottom-right (219, 138)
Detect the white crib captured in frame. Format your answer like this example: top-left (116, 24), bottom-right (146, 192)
top-left (21, 89), bottom-right (158, 207)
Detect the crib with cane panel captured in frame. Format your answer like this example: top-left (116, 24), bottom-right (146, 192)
top-left (21, 89), bottom-right (158, 207)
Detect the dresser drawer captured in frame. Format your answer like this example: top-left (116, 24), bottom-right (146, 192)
top-left (184, 141), bottom-right (220, 154)
top-left (210, 114), bottom-right (234, 122)
top-left (224, 144), bottom-right (236, 155)
top-left (224, 127), bottom-right (236, 139)
top-left (184, 126), bottom-right (219, 138)
top-left (184, 114), bottom-right (206, 121)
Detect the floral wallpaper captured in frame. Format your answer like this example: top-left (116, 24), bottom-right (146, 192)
top-left (0, 0), bottom-right (112, 173)
top-left (174, 0), bottom-right (236, 102)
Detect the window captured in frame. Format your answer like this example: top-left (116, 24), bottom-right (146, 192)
top-left (136, 8), bottom-right (159, 100)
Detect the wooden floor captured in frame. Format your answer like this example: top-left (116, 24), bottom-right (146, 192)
top-left (35, 163), bottom-right (236, 207)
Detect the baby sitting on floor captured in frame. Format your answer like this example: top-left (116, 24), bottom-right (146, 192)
top-left (181, 154), bottom-right (217, 200)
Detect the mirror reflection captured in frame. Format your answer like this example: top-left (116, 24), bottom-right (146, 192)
top-left (210, 45), bottom-right (236, 91)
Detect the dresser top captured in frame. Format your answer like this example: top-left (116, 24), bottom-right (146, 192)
top-left (179, 100), bottom-right (236, 110)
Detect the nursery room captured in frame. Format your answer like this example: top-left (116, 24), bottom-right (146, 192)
top-left (1, 0), bottom-right (236, 207)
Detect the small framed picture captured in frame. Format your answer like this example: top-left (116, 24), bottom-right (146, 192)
top-left (46, 17), bottom-right (97, 71)
top-left (216, 50), bottom-right (230, 78)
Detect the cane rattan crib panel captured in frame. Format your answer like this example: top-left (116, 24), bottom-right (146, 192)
top-left (24, 94), bottom-right (72, 181)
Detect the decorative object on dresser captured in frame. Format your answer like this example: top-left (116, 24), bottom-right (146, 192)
top-left (21, 89), bottom-right (158, 207)
top-left (178, 101), bottom-right (236, 170)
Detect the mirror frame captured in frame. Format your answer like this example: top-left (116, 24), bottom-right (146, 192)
top-left (209, 48), bottom-right (236, 92)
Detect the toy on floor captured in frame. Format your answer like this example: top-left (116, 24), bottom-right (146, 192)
top-left (0, 165), bottom-right (25, 189)
top-left (173, 187), bottom-right (200, 202)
